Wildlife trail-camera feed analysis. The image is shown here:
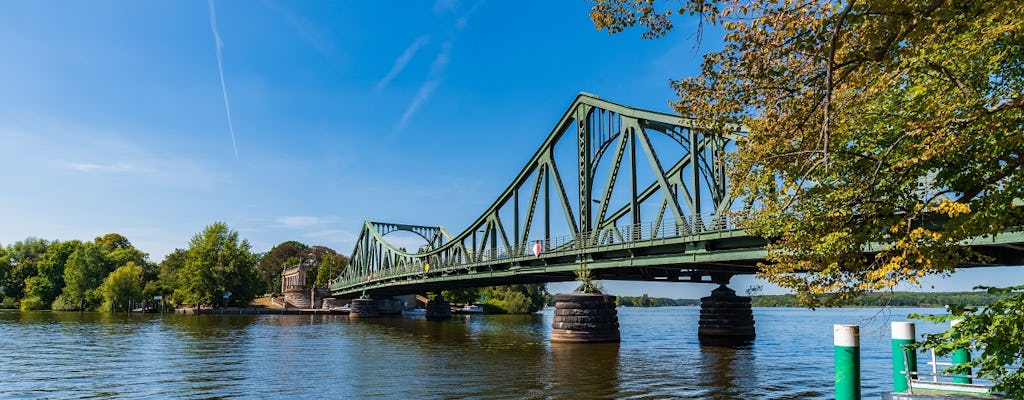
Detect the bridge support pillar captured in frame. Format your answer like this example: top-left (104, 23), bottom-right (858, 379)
top-left (425, 294), bottom-right (452, 320)
top-left (551, 293), bottom-right (620, 343)
top-left (349, 298), bottom-right (380, 318)
top-left (698, 275), bottom-right (755, 346)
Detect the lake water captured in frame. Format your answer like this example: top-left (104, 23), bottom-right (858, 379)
top-left (0, 306), bottom-right (952, 399)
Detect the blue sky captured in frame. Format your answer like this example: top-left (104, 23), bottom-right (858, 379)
top-left (1, 0), bottom-right (1018, 298)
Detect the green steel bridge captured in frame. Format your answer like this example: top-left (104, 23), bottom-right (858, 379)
top-left (330, 93), bottom-right (1024, 299)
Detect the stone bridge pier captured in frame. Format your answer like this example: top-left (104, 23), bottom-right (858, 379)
top-left (698, 273), bottom-right (756, 346)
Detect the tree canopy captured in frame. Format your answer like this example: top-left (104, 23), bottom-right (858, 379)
top-left (62, 242), bottom-right (114, 310)
top-left (179, 222), bottom-right (260, 308)
top-left (593, 0), bottom-right (1023, 302)
top-left (591, 0), bottom-right (1023, 393)
top-left (98, 262), bottom-right (144, 312)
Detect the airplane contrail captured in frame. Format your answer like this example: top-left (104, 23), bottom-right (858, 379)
top-left (208, 0), bottom-right (238, 157)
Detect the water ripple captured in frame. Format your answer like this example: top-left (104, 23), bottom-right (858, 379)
top-left (1, 308), bottom-right (950, 399)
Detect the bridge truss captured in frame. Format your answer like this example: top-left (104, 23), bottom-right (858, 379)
top-left (331, 93), bottom-right (759, 297)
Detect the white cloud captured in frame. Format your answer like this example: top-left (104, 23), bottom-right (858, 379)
top-left (433, 0), bottom-right (458, 15)
top-left (376, 35), bottom-right (431, 91)
top-left (261, 0), bottom-right (340, 64)
top-left (70, 162), bottom-right (151, 174)
top-left (396, 41), bottom-right (453, 131)
top-left (396, 79), bottom-right (441, 132)
top-left (276, 216), bottom-right (322, 228)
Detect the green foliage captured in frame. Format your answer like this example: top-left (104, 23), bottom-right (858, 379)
top-left (23, 276), bottom-right (57, 308)
top-left (593, 0), bottom-right (1024, 301)
top-left (50, 294), bottom-right (79, 311)
top-left (593, 1), bottom-right (1024, 396)
top-left (147, 249), bottom-right (186, 305)
top-left (62, 242), bottom-right (113, 310)
top-left (573, 264), bottom-right (602, 294)
top-left (2, 237), bottom-right (49, 300)
top-left (179, 222), bottom-right (260, 308)
top-left (911, 286), bottom-right (1024, 396)
top-left (616, 295), bottom-right (699, 307)
top-left (443, 284), bottom-right (548, 314)
top-left (98, 262), bottom-right (144, 312)
top-left (315, 253), bottom-right (348, 286)
top-left (19, 296), bottom-right (44, 311)
top-left (302, 246), bottom-right (338, 286)
top-left (94, 233), bottom-right (132, 252)
top-left (0, 297), bottom-right (17, 309)
top-left (0, 244), bottom-right (7, 301)
top-left (441, 288), bottom-right (482, 305)
top-left (33, 240), bottom-right (82, 307)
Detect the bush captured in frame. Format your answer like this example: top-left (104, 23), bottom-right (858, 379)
top-left (504, 292), bottom-right (532, 314)
top-left (51, 294), bottom-right (80, 311)
top-left (19, 297), bottom-right (45, 311)
top-left (480, 301), bottom-right (507, 314)
top-left (0, 297), bottom-right (18, 309)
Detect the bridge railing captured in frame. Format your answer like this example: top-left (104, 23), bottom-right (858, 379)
top-left (332, 212), bottom-right (738, 290)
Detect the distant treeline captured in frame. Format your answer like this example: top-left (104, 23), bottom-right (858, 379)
top-left (609, 291), bottom-right (1013, 308)
top-left (751, 291), bottom-right (1014, 307)
top-left (616, 294), bottom-right (699, 307)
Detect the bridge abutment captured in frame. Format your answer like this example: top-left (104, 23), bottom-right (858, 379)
top-left (425, 294), bottom-right (452, 320)
top-left (698, 275), bottom-right (755, 346)
top-left (551, 293), bottom-right (620, 343)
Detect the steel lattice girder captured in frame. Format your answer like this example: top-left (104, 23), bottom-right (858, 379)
top-left (330, 93), bottom-right (749, 296)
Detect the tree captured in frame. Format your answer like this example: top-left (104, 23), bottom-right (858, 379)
top-left (98, 262), bottom-right (144, 312)
top-left (27, 240), bottom-right (83, 308)
top-left (0, 244), bottom-right (8, 303)
top-left (2, 237), bottom-right (49, 300)
top-left (62, 242), bottom-right (113, 310)
top-left (94, 233), bottom-right (132, 253)
top-left (316, 253), bottom-right (348, 286)
top-left (179, 222), bottom-right (260, 308)
top-left (914, 287), bottom-right (1024, 396)
top-left (301, 245), bottom-right (338, 286)
top-left (592, 0), bottom-right (1024, 393)
top-left (146, 249), bottom-right (186, 305)
top-left (257, 240), bottom-right (308, 293)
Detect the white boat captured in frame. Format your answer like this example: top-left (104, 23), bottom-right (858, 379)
top-left (402, 308), bottom-right (427, 316)
top-left (453, 304), bottom-right (484, 314)
top-left (326, 304), bottom-right (351, 314)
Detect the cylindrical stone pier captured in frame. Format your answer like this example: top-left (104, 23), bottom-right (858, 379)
top-left (550, 293), bottom-right (620, 343)
top-left (698, 284), bottom-right (755, 346)
top-left (891, 321), bottom-right (917, 392)
top-left (425, 295), bottom-right (452, 320)
top-left (349, 298), bottom-right (379, 318)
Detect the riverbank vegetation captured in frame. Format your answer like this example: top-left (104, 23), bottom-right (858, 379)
top-left (0, 222), bottom-right (348, 312)
top-left (612, 291), bottom-right (1011, 308)
top-left (616, 295), bottom-right (699, 307)
top-left (441, 284), bottom-right (548, 314)
top-left (752, 291), bottom-right (1016, 308)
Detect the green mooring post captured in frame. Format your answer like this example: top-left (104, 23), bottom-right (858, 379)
top-left (891, 322), bottom-right (917, 392)
top-left (835, 324), bottom-right (861, 400)
top-left (950, 319), bottom-right (973, 384)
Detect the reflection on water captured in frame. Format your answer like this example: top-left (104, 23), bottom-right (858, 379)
top-left (698, 345), bottom-right (752, 399)
top-left (0, 307), bottom-right (950, 399)
top-left (550, 342), bottom-right (620, 399)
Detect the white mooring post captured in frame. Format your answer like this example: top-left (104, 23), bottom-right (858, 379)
top-left (834, 324), bottom-right (861, 400)
top-left (892, 321), bottom-right (917, 393)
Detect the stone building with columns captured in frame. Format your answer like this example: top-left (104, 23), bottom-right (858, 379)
top-left (280, 264), bottom-right (329, 309)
